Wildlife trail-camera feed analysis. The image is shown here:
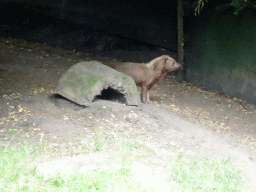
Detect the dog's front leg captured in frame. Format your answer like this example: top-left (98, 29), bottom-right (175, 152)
top-left (146, 90), bottom-right (150, 102)
top-left (141, 86), bottom-right (148, 103)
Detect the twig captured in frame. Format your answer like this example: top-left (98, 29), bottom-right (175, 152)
top-left (4, 132), bottom-right (18, 152)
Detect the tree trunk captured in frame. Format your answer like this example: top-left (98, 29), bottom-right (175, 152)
top-left (177, 0), bottom-right (186, 81)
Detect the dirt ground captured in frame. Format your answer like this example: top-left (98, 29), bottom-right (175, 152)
top-left (1, 37), bottom-right (256, 190)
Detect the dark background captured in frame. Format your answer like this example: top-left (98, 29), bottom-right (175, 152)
top-left (0, 0), bottom-right (179, 55)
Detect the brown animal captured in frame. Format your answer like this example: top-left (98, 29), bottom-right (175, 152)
top-left (114, 55), bottom-right (181, 103)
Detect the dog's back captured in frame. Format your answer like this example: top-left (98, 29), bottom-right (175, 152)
top-left (115, 62), bottom-right (148, 86)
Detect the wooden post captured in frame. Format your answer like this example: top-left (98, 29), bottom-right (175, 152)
top-left (177, 0), bottom-right (185, 81)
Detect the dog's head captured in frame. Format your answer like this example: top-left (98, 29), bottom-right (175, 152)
top-left (162, 56), bottom-right (181, 72)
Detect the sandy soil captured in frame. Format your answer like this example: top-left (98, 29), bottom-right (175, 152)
top-left (1, 37), bottom-right (256, 190)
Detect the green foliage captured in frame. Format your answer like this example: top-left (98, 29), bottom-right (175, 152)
top-left (229, 0), bottom-right (253, 14)
top-left (170, 156), bottom-right (245, 191)
top-left (0, 142), bottom-right (39, 192)
top-left (193, 0), bottom-right (256, 15)
top-left (0, 141), bottom-right (247, 191)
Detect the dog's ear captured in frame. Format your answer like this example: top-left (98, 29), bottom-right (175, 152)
top-left (162, 56), bottom-right (172, 68)
top-left (164, 57), bottom-right (170, 65)
top-left (153, 56), bottom-right (166, 70)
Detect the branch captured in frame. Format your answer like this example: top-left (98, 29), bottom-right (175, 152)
top-left (194, 0), bottom-right (208, 15)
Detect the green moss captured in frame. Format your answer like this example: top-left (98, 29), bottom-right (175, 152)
top-left (61, 70), bottom-right (105, 98)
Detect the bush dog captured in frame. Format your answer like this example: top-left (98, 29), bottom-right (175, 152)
top-left (115, 55), bottom-right (181, 103)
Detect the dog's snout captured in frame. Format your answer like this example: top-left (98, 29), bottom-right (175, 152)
top-left (176, 62), bottom-right (183, 69)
